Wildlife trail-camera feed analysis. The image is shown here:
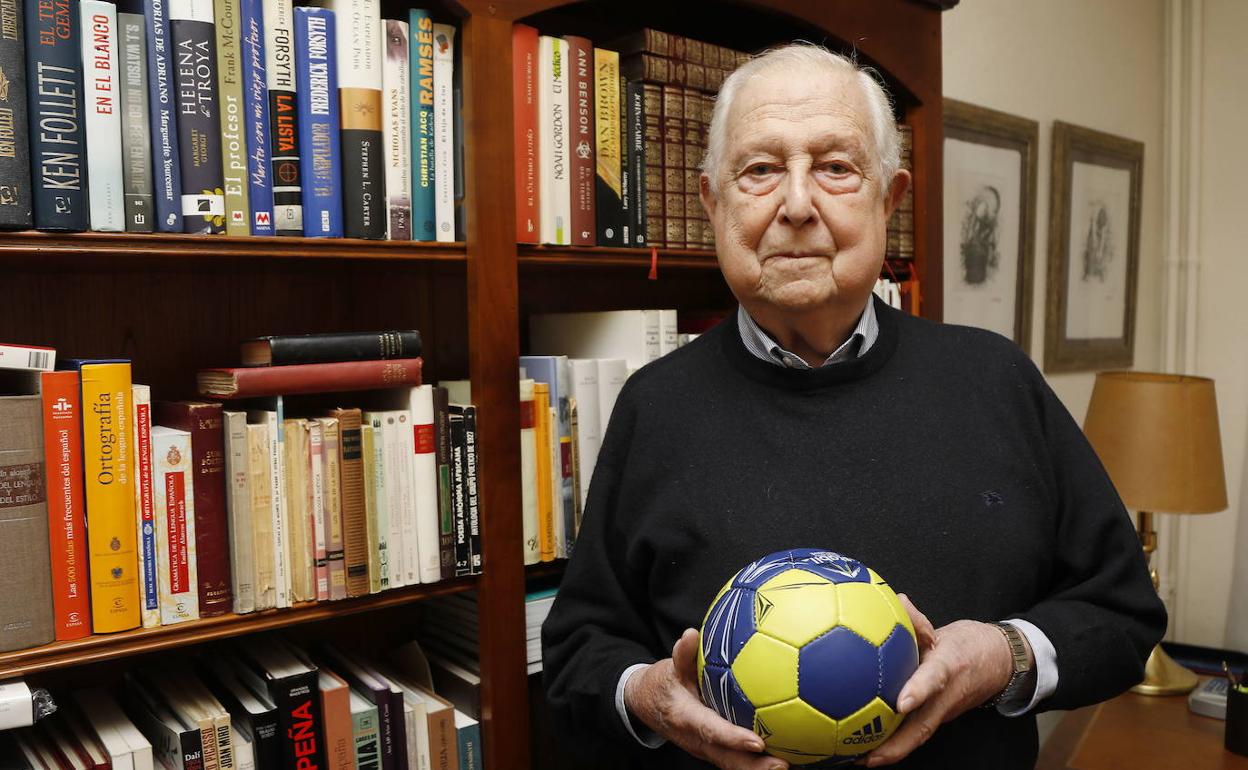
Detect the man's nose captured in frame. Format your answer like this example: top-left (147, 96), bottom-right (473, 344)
top-left (778, 168), bottom-right (817, 227)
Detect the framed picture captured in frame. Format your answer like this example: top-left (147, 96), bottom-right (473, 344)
top-left (1044, 122), bottom-right (1143, 373)
top-left (942, 99), bottom-right (1038, 351)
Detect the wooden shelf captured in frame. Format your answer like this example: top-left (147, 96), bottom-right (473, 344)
top-left (0, 577), bottom-right (477, 679)
top-left (0, 231), bottom-right (467, 263)
top-left (519, 244), bottom-right (720, 270)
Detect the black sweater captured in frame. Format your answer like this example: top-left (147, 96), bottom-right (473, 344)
top-left (542, 297), bottom-right (1166, 769)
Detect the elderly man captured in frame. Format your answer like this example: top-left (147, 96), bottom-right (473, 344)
top-left (542, 44), bottom-right (1165, 770)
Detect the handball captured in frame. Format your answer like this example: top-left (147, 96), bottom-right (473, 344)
top-left (697, 549), bottom-right (919, 766)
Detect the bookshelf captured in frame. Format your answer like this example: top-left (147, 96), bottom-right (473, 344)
top-left (0, 1), bottom-right (949, 768)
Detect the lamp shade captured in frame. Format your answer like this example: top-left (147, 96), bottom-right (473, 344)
top-left (1083, 371), bottom-right (1227, 514)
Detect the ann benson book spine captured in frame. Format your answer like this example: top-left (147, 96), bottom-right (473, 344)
top-left (170, 0), bottom-right (226, 233)
top-left (215, 0), bottom-right (251, 236)
top-left (0, 0), bottom-right (33, 229)
top-left (263, 0), bottom-right (301, 235)
top-left (117, 2), bottom-right (155, 232)
top-left (25, 0), bottom-right (88, 231)
top-left (293, 6), bottom-right (342, 237)
top-left (564, 35), bottom-right (595, 247)
top-left (383, 19), bottom-right (411, 241)
top-left (408, 9), bottom-right (434, 242)
top-left (238, 0), bottom-right (273, 234)
top-left (144, 0), bottom-right (184, 232)
top-left (40, 370), bottom-right (91, 640)
top-left (330, 0), bottom-right (385, 240)
top-left (81, 2), bottom-right (125, 232)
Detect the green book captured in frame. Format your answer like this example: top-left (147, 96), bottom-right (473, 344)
top-left (349, 689), bottom-right (381, 770)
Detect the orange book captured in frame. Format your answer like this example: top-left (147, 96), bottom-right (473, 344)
top-left (534, 382), bottom-right (556, 562)
top-left (40, 370), bottom-right (91, 640)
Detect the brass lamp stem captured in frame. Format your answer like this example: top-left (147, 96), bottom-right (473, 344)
top-left (1131, 509), bottom-right (1198, 695)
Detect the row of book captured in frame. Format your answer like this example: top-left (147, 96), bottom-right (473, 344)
top-left (4, 0), bottom-right (462, 241)
top-left (1, 637), bottom-right (480, 770)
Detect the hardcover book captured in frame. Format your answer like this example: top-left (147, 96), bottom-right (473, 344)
top-left (627, 80), bottom-right (647, 246)
top-left (511, 24), bottom-right (538, 244)
top-left (293, 6), bottom-right (342, 237)
top-left (326, 0), bottom-right (385, 239)
top-left (383, 19), bottom-right (412, 240)
top-left (215, 0), bottom-right (251, 235)
top-left (81, 1), bottom-right (126, 231)
top-left (241, 330), bottom-right (422, 367)
top-left (170, 0), bottom-right (226, 233)
top-left (408, 9), bottom-right (434, 242)
top-left (222, 410), bottom-right (255, 614)
top-left (564, 35), bottom-right (596, 247)
top-left (0, 0), bottom-right (33, 229)
top-left (331, 407), bottom-right (369, 597)
top-left (151, 424), bottom-right (200, 625)
top-left (246, 420), bottom-right (276, 611)
top-left (239, 0), bottom-right (274, 234)
top-left (144, 0), bottom-right (184, 231)
top-left (237, 641), bottom-right (324, 770)
top-left (131, 383), bottom-right (159, 628)
top-left (316, 416), bottom-right (347, 600)
top-left (40, 370), bottom-right (91, 640)
top-left (117, 2), bottom-right (155, 232)
top-left (348, 690), bottom-right (380, 770)
top-left (593, 48), bottom-right (623, 246)
top-left (198, 358), bottom-right (424, 399)
top-left (360, 417), bottom-right (382, 593)
top-left (248, 406), bottom-right (289, 608)
top-left (263, 0), bottom-right (302, 235)
top-left (448, 407), bottom-right (469, 574)
top-left (431, 23), bottom-right (454, 243)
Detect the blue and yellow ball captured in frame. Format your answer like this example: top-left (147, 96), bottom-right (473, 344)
top-left (698, 549), bottom-right (919, 766)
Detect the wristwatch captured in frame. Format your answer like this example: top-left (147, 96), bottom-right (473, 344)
top-left (986, 622), bottom-right (1033, 707)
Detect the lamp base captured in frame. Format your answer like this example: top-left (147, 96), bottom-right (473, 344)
top-left (1131, 643), bottom-right (1199, 695)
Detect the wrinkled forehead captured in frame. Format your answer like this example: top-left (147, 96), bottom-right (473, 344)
top-left (724, 65), bottom-right (876, 159)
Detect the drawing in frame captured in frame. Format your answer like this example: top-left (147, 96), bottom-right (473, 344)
top-left (1044, 121), bottom-right (1143, 373)
top-left (942, 99), bottom-right (1038, 352)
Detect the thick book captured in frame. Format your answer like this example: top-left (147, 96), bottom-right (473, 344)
top-left (263, 0), bottom-right (301, 235)
top-left (447, 407), bottom-right (468, 575)
top-left (293, 6), bottom-right (343, 237)
top-left (122, 674), bottom-right (205, 770)
top-left (238, 0), bottom-right (273, 234)
top-left (281, 418), bottom-right (312, 602)
top-left (408, 9), bottom-right (434, 242)
top-left (40, 370), bottom-right (91, 640)
top-left (407, 385), bottom-right (440, 583)
top-left (215, 0), bottom-right (251, 236)
top-left (198, 358), bottom-right (424, 399)
top-left (330, 407), bottom-right (369, 597)
top-left (75, 688), bottom-right (155, 770)
top-left (453, 710), bottom-right (479, 770)
top-left (0, 0), bottom-right (32, 228)
top-left (518, 379), bottom-right (538, 566)
top-left (81, 2), bottom-right (126, 231)
top-left (317, 669), bottom-right (352, 770)
top-left (317, 646), bottom-right (404, 770)
top-left (529, 308), bottom-right (661, 371)
top-left (131, 384), bottom-right (159, 628)
top-left (531, 383), bottom-right (553, 562)
top-left (432, 386), bottom-right (454, 579)
top-left (316, 416), bottom-right (347, 600)
top-left (248, 407), bottom-right (289, 609)
top-left (237, 640), bottom-right (325, 770)
top-left (564, 35), bottom-right (596, 247)
top-left (511, 24), bottom-right (538, 244)
top-left (0, 343), bottom-right (55, 372)
top-left (202, 655), bottom-right (281, 770)
top-left (431, 23), bottom-right (454, 242)
top-left (150, 425), bottom-right (199, 625)
top-left (245, 421), bottom-right (276, 611)
top-left (328, 0), bottom-right (385, 240)
top-left (144, 0), bottom-right (184, 231)
top-left (519, 357), bottom-right (573, 559)
top-left (383, 19), bottom-right (412, 240)
top-left (626, 79), bottom-right (647, 246)
top-left (117, 3), bottom-right (155, 232)
top-left (241, 330), bottom-right (422, 367)
top-left (593, 48), bottom-right (623, 246)
top-left (222, 410), bottom-right (255, 614)
top-left (537, 35), bottom-right (570, 245)
top-left (170, 0), bottom-right (226, 233)
top-left (459, 405), bottom-right (481, 575)
top-left (153, 401), bottom-right (232, 617)
top-left (25, 0), bottom-right (88, 231)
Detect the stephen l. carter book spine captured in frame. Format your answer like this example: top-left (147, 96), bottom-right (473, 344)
top-left (328, 0), bottom-right (385, 240)
top-left (171, 0), bottom-right (226, 233)
top-left (408, 9), bottom-right (434, 242)
top-left (81, 1), bottom-right (126, 232)
top-left (293, 6), bottom-right (341, 237)
top-left (238, 0), bottom-right (273, 234)
top-left (25, 0), bottom-right (88, 231)
top-left (117, 1), bottom-right (155, 232)
top-left (215, 0), bottom-right (251, 236)
top-left (263, 0), bottom-right (301, 235)
top-left (143, 0), bottom-right (184, 231)
top-left (0, 0), bottom-right (33, 229)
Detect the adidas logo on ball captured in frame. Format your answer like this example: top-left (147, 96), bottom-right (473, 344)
top-left (842, 715), bottom-right (886, 745)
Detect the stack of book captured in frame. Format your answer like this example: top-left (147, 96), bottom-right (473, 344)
top-left (886, 125), bottom-right (916, 260)
top-left (418, 589), bottom-right (554, 678)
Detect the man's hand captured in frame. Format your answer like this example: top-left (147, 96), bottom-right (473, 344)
top-left (624, 628), bottom-right (788, 770)
top-left (862, 596), bottom-right (1021, 767)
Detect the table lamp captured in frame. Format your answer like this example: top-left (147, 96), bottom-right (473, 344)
top-left (1082, 371), bottom-right (1227, 695)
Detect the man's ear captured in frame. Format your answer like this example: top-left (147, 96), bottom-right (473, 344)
top-left (884, 169), bottom-right (911, 218)
top-left (699, 173), bottom-right (716, 221)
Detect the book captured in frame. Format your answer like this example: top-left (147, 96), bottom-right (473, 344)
top-left (317, 669), bottom-right (353, 770)
top-left (373, 665), bottom-right (456, 770)
top-left (131, 384), bottom-right (159, 628)
top-left (80, 1), bottom-right (126, 231)
top-left (379, 412), bottom-right (410, 589)
top-left (144, 0), bottom-right (184, 231)
top-left (306, 420), bottom-right (328, 601)
top-left (245, 421), bottom-right (275, 611)
top-left (531, 382), bottom-right (553, 562)
top-left (0, 0), bottom-right (32, 229)
top-left (326, 0), bottom-right (385, 240)
top-left (638, 82), bottom-right (661, 246)
top-left (568, 359), bottom-right (601, 510)
top-left (199, 358), bottom-right (424, 399)
top-left (537, 35), bottom-right (570, 245)
top-left (40, 370), bottom-right (91, 640)
top-left (452, 710), bottom-right (479, 770)
top-left (294, 5), bottom-right (343, 238)
top-left (0, 343), bottom-right (55, 372)
top-left (519, 357), bottom-right (573, 558)
top-left (153, 401), bottom-right (232, 617)
top-left (459, 405), bottom-right (481, 575)
top-left (264, 0), bottom-right (301, 235)
top-left (123, 672), bottom-right (204, 770)
top-left (511, 24), bottom-right (538, 244)
top-left (518, 379), bottom-right (538, 565)
top-left (384, 19), bottom-right (412, 241)
top-left (316, 647), bottom-right (404, 770)
top-left (596, 357), bottom-right (628, 432)
top-left (360, 413), bottom-right (387, 593)
top-left (281, 418), bottom-right (312, 602)
top-left (237, 640), bottom-right (324, 770)
top-left (431, 23), bottom-right (454, 243)
top-left (247, 407), bottom-right (289, 608)
top-left (432, 386), bottom-right (454, 580)
top-left (447, 407), bottom-right (468, 575)
top-left (214, 0), bottom-right (250, 236)
top-left (316, 416), bottom-right (347, 600)
top-left (201, 655), bottom-right (281, 770)
top-left (593, 48), bottom-right (623, 246)
top-left (170, 0), bottom-right (226, 233)
top-left (150, 425), bottom-right (199, 625)
top-left (117, 2), bottom-right (155, 232)
top-left (76, 689), bottom-right (155, 770)
top-left (222, 410), bottom-right (255, 614)
top-left (564, 35), bottom-right (596, 246)
top-left (238, 0), bottom-right (274, 234)
top-left (330, 407), bottom-right (369, 597)
top-left (241, 330), bottom-right (422, 367)
top-left (25, 0), bottom-right (88, 230)
top-left (529, 309), bottom-right (661, 371)
top-left (408, 9), bottom-right (434, 242)
top-left (407, 385), bottom-right (440, 583)
top-left (625, 79), bottom-right (646, 245)
top-left (347, 690), bottom-right (379, 770)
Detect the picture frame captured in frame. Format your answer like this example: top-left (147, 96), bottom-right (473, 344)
top-left (1044, 121), bottom-right (1143, 373)
top-left (942, 99), bottom-right (1038, 351)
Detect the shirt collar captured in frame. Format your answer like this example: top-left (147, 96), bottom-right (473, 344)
top-left (736, 298), bottom-right (878, 370)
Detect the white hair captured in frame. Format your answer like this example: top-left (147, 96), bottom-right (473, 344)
top-left (700, 43), bottom-right (901, 198)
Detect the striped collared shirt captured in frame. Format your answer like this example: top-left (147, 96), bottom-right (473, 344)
top-left (736, 298), bottom-right (879, 369)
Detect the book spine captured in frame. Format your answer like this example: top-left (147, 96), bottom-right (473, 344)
top-left (246, 422), bottom-right (275, 610)
top-left (319, 417), bottom-right (347, 600)
top-left (408, 9), bottom-right (434, 242)
top-left (202, 358), bottom-right (424, 399)
top-left (268, 410), bottom-right (290, 608)
top-left (154, 427), bottom-right (200, 624)
top-left (565, 36), bottom-right (595, 246)
top-left (661, 85), bottom-right (685, 248)
top-left (335, 0), bottom-right (385, 240)
top-left (131, 385), bottom-right (159, 628)
top-left (392, 412), bottom-right (418, 587)
top-left (337, 409), bottom-right (369, 597)
top-left (639, 81), bottom-right (660, 247)
top-left (351, 705), bottom-right (380, 770)
top-left (532, 383), bottom-right (553, 562)
top-left (380, 415), bottom-right (404, 588)
top-left (215, 0), bottom-right (250, 235)
top-left (431, 23), bottom-right (454, 242)
top-left (294, 6), bottom-right (342, 237)
top-left (270, 671), bottom-right (324, 770)
top-left (40, 371), bottom-right (91, 640)
top-left (462, 406), bottom-right (481, 575)
top-left (238, 0), bottom-right (273, 234)
top-left (682, 88), bottom-right (703, 248)
top-left (170, 0), bottom-right (226, 233)
top-left (263, 0), bottom-right (301, 235)
top-left (537, 35), bottom-right (569, 245)
top-left (78, 363), bottom-right (139, 633)
top-left (511, 24), bottom-right (537, 244)
top-left (308, 420), bottom-right (328, 601)
top-left (411, 385), bottom-right (440, 583)
top-left (0, 395), bottom-right (51, 653)
top-left (25, 0), bottom-right (88, 230)
top-left (593, 48), bottom-right (622, 246)
top-left (433, 387), bottom-right (454, 580)
top-left (81, 2), bottom-right (125, 231)
top-left (361, 418), bottom-right (384, 593)
top-left (281, 420), bottom-right (308, 602)
top-left (118, 9), bottom-right (155, 232)
top-left (518, 380), bottom-right (538, 566)
top-left (143, 0), bottom-right (183, 231)
top-left (0, 0), bottom-right (32, 228)
top-left (262, 330), bottom-right (422, 366)
top-left (383, 19), bottom-right (411, 240)
top-left (223, 411), bottom-right (255, 614)
top-left (449, 409), bottom-right (468, 576)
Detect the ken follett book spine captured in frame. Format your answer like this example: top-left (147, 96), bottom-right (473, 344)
top-left (144, 0), bottom-right (183, 231)
top-left (293, 6), bottom-right (341, 237)
top-left (0, 0), bottom-right (33, 229)
top-left (564, 35), bottom-right (595, 247)
top-left (263, 0), bottom-right (301, 235)
top-left (238, 0), bottom-right (272, 234)
top-left (81, 1), bottom-right (126, 232)
top-left (25, 0), bottom-right (88, 231)
top-left (215, 0), bottom-right (251, 236)
top-left (331, 0), bottom-right (385, 240)
top-left (408, 9), bottom-right (433, 242)
top-left (117, 3), bottom-right (155, 232)
top-left (170, 0), bottom-right (225, 233)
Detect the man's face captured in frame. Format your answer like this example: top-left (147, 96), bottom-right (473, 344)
top-left (703, 67), bottom-right (907, 318)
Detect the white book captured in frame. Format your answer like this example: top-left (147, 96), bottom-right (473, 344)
top-left (76, 689), bottom-right (154, 770)
top-left (317, 416), bottom-right (348, 600)
top-left (248, 410), bottom-right (289, 608)
top-left (432, 23), bottom-right (456, 242)
top-left (233, 728), bottom-right (255, 770)
top-left (659, 309), bottom-right (678, 355)
top-left (382, 411), bottom-right (407, 589)
top-left (529, 310), bottom-right (659, 371)
top-left (151, 425), bottom-right (200, 625)
top-left (282, 419), bottom-right (312, 602)
top-left (262, 0), bottom-right (301, 232)
top-left (363, 412), bottom-right (391, 591)
top-left (548, 404), bottom-right (564, 558)
top-left (223, 411), bottom-right (255, 614)
top-left (518, 379), bottom-right (539, 566)
top-left (383, 19), bottom-right (412, 240)
top-left (393, 409), bottom-right (421, 585)
top-left (307, 419), bottom-right (328, 601)
top-left (538, 35), bottom-right (571, 245)
top-left (81, 1), bottom-right (127, 231)
top-left (0, 343), bottom-right (55, 371)
top-left (568, 360), bottom-right (601, 510)
top-left (246, 423), bottom-right (275, 611)
top-left (409, 385), bottom-right (440, 583)
top-left (131, 384), bottom-right (159, 628)
top-left (596, 358), bottom-right (628, 434)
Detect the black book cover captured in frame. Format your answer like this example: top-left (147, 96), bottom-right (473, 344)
top-left (627, 80), bottom-right (649, 247)
top-left (117, 4), bottom-right (155, 232)
top-left (24, 0), bottom-right (88, 230)
top-left (171, 4), bottom-right (225, 233)
top-left (618, 73), bottom-right (631, 246)
top-left (202, 655), bottom-right (284, 770)
top-left (340, 95), bottom-right (385, 239)
top-left (434, 385), bottom-right (454, 580)
top-left (238, 642), bottom-right (325, 770)
top-left (448, 406), bottom-right (468, 577)
top-left (266, 0), bottom-right (301, 236)
top-left (242, 330), bottom-right (423, 367)
top-left (0, 0), bottom-right (32, 228)
top-left (461, 404), bottom-right (481, 575)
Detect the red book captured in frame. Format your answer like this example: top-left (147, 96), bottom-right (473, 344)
top-left (564, 35), bottom-right (597, 246)
top-left (197, 358), bottom-right (424, 399)
top-left (513, 24), bottom-right (539, 244)
top-left (40, 370), bottom-right (91, 641)
top-left (153, 401), bottom-right (232, 617)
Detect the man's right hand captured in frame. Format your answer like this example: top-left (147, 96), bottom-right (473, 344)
top-left (624, 627), bottom-right (789, 770)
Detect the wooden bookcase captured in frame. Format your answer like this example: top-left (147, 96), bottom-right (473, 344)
top-left (0, 1), bottom-right (949, 768)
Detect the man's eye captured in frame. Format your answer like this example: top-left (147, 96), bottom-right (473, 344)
top-left (821, 162), bottom-right (853, 175)
top-left (746, 164), bottom-right (778, 176)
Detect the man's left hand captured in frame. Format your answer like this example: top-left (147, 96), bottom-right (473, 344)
top-left (862, 599), bottom-right (1016, 767)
